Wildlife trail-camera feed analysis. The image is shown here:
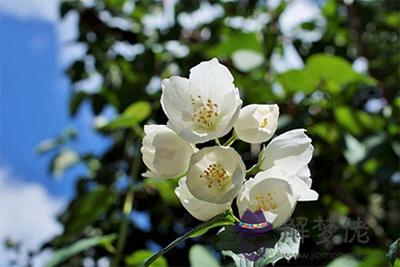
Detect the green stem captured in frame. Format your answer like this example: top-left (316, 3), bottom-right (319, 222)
top-left (143, 213), bottom-right (235, 266)
top-left (215, 138), bottom-right (222, 146)
top-left (246, 164), bottom-right (261, 176)
top-left (113, 187), bottom-right (134, 267)
top-left (223, 132), bottom-right (238, 147)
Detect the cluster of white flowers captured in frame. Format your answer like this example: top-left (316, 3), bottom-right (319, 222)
top-left (141, 59), bottom-right (318, 229)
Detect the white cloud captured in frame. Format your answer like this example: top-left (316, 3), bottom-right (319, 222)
top-left (0, 165), bottom-right (65, 267)
top-left (0, 0), bottom-right (59, 22)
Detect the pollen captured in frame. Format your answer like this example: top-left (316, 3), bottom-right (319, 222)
top-left (260, 116), bottom-right (268, 128)
top-left (256, 193), bottom-right (277, 211)
top-left (190, 95), bottom-right (219, 129)
top-left (200, 163), bottom-right (230, 189)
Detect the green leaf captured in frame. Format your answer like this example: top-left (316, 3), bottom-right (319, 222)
top-left (189, 245), bottom-right (220, 267)
top-left (388, 238), bottom-right (400, 266)
top-left (50, 149), bottom-right (80, 177)
top-left (306, 54), bottom-right (358, 85)
top-left (144, 178), bottom-right (180, 205)
top-left (126, 249), bottom-right (167, 267)
top-left (277, 69), bottom-right (319, 93)
top-left (207, 31), bottom-right (262, 58)
top-left (220, 227), bottom-right (300, 267)
top-left (334, 106), bottom-right (363, 136)
top-left (46, 234), bottom-right (116, 267)
top-left (326, 255), bottom-right (360, 267)
top-left (144, 212), bottom-right (236, 266)
top-left (102, 101), bottom-right (151, 130)
top-left (63, 186), bottom-right (116, 237)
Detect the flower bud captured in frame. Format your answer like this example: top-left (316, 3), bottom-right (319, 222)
top-left (141, 125), bottom-right (194, 178)
top-left (234, 104), bottom-right (279, 144)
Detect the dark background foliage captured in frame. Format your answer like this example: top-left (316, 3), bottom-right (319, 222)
top-left (16, 0), bottom-right (400, 266)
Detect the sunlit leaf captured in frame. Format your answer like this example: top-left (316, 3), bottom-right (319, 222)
top-left (189, 245), bottom-right (220, 267)
top-left (101, 101), bottom-right (151, 130)
top-left (388, 238), bottom-right (400, 266)
top-left (126, 249), bottom-right (167, 267)
top-left (50, 149), bottom-right (80, 177)
top-left (63, 186), bottom-right (116, 237)
top-left (220, 227), bottom-right (300, 267)
top-left (46, 234), bottom-right (116, 267)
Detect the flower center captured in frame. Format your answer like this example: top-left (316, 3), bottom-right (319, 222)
top-left (256, 193), bottom-right (277, 211)
top-left (260, 116), bottom-right (268, 128)
top-left (191, 95), bottom-right (218, 129)
top-left (200, 163), bottom-right (230, 189)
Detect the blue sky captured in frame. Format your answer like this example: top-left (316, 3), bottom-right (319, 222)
top-left (0, 2), bottom-right (110, 265)
top-left (0, 12), bottom-right (109, 199)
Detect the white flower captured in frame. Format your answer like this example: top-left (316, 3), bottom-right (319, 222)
top-left (141, 125), bottom-right (194, 178)
top-left (161, 58), bottom-right (242, 144)
top-left (237, 167), bottom-right (304, 228)
top-left (176, 146), bottom-right (246, 220)
top-left (175, 177), bottom-right (231, 221)
top-left (259, 129), bottom-right (318, 201)
top-left (186, 146), bottom-right (246, 203)
top-left (234, 104), bottom-right (279, 144)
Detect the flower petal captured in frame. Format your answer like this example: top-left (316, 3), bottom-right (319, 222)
top-left (260, 129), bottom-right (313, 175)
top-left (175, 177), bottom-right (231, 221)
top-left (289, 175), bottom-right (319, 201)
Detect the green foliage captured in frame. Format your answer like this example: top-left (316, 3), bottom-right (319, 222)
top-left (189, 245), bottom-right (220, 267)
top-left (220, 227), bottom-right (300, 267)
top-left (144, 212), bottom-right (236, 266)
top-left (388, 238), bottom-right (400, 266)
top-left (101, 101), bottom-right (151, 130)
top-left (46, 234), bottom-right (116, 267)
top-left (30, 0), bottom-right (400, 266)
top-left (62, 186), bottom-right (116, 238)
top-left (125, 250), bottom-right (167, 267)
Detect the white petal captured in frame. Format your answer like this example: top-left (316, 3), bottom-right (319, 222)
top-left (186, 146), bottom-right (246, 204)
top-left (161, 76), bottom-right (191, 125)
top-left (289, 176), bottom-right (319, 201)
top-left (141, 124), bottom-right (194, 178)
top-left (236, 167), bottom-right (298, 229)
top-left (260, 129), bottom-right (313, 175)
top-left (175, 177), bottom-right (231, 221)
top-left (189, 58), bottom-right (234, 97)
top-left (296, 165), bottom-right (312, 188)
top-left (234, 104), bottom-right (279, 144)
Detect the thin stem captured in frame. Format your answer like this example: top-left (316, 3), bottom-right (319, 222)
top-left (223, 132), bottom-right (238, 147)
top-left (215, 138), bottom-right (222, 146)
top-left (113, 187), bottom-right (134, 267)
top-left (246, 164), bottom-right (260, 176)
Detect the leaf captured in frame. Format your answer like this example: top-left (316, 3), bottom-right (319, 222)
top-left (69, 91), bottom-right (87, 117)
top-left (326, 255), bottom-right (359, 267)
top-left (277, 69), bottom-right (319, 93)
top-left (306, 54), bottom-right (358, 85)
top-left (189, 245), bottom-right (220, 267)
top-left (220, 227), bottom-right (300, 267)
top-left (388, 238), bottom-right (400, 266)
top-left (207, 31), bottom-right (262, 58)
top-left (334, 106), bottom-right (363, 136)
top-left (46, 234), bottom-right (116, 267)
top-left (102, 101), bottom-right (151, 130)
top-left (277, 54), bottom-right (375, 94)
top-left (50, 149), bottom-right (80, 177)
top-left (126, 249), bottom-right (167, 267)
top-left (63, 186), bottom-right (116, 237)
top-left (144, 212), bottom-right (236, 266)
